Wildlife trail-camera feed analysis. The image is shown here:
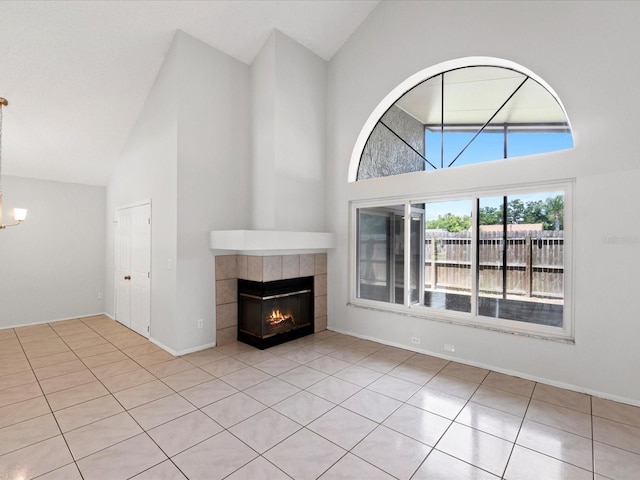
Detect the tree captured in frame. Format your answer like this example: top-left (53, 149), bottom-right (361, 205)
top-left (426, 213), bottom-right (471, 232)
top-left (545, 195), bottom-right (564, 231)
top-left (478, 196), bottom-right (563, 230)
top-left (479, 205), bottom-right (502, 225)
top-left (522, 200), bottom-right (545, 225)
top-left (507, 199), bottom-right (525, 224)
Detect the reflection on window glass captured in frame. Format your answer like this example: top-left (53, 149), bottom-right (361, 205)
top-left (423, 199), bottom-right (472, 313)
top-left (426, 131), bottom-right (504, 169)
top-left (357, 209), bottom-right (393, 303)
top-left (477, 192), bottom-right (564, 326)
top-left (358, 65), bottom-right (573, 181)
top-left (357, 205), bottom-right (424, 305)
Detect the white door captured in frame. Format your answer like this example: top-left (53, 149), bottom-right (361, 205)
top-left (115, 203), bottom-right (151, 337)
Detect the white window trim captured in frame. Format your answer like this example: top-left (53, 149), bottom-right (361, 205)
top-left (349, 179), bottom-right (575, 342)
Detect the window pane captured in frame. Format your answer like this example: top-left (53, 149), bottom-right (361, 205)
top-left (507, 132), bottom-right (573, 158)
top-left (357, 209), bottom-right (392, 302)
top-left (423, 200), bottom-right (472, 313)
top-left (445, 131), bottom-right (505, 168)
top-left (357, 205), bottom-right (424, 306)
top-left (477, 192), bottom-right (564, 326)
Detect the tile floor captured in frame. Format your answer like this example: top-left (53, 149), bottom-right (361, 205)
top-left (1, 315), bottom-right (639, 479)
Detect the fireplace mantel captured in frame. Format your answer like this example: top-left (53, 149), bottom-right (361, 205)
top-left (210, 230), bottom-right (336, 254)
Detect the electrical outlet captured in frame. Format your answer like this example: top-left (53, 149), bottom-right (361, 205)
top-left (411, 337), bottom-right (421, 345)
top-left (97, 292), bottom-right (103, 300)
top-left (444, 344), bottom-right (456, 353)
top-left (197, 319), bottom-right (203, 329)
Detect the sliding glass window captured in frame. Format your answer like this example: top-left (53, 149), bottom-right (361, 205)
top-left (352, 184), bottom-right (571, 339)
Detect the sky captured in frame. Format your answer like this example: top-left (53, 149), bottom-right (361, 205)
top-left (420, 130), bottom-right (571, 220)
top-left (425, 130), bottom-right (573, 170)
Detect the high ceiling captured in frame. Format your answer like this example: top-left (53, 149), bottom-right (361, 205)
top-left (0, 0), bottom-right (379, 186)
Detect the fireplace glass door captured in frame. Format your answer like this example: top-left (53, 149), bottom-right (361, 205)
top-left (238, 276), bottom-right (314, 349)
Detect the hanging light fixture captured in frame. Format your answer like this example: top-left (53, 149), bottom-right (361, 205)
top-left (0, 97), bottom-right (27, 229)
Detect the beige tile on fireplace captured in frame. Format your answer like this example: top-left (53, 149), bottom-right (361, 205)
top-left (315, 274), bottom-right (327, 297)
top-left (315, 316), bottom-right (327, 332)
top-left (247, 256), bottom-right (263, 282)
top-left (300, 254), bottom-right (315, 277)
top-left (215, 303), bottom-right (237, 330)
top-left (216, 326), bottom-right (236, 346)
top-left (215, 279), bottom-right (236, 306)
top-left (315, 253), bottom-right (327, 275)
top-left (282, 255), bottom-right (300, 279)
top-left (263, 256), bottom-right (283, 282)
top-left (236, 255), bottom-right (248, 280)
top-left (215, 256), bottom-right (237, 281)
top-left (315, 295), bottom-right (327, 318)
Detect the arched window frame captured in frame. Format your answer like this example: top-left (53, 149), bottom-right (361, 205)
top-left (348, 57), bottom-right (573, 182)
top-left (348, 57), bottom-right (574, 342)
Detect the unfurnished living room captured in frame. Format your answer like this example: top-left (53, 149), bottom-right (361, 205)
top-left (1, 1), bottom-right (639, 479)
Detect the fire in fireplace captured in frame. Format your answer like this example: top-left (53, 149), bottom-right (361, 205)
top-left (237, 276), bottom-right (314, 349)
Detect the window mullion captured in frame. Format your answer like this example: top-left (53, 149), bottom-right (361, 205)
top-left (471, 197), bottom-right (479, 317)
top-left (404, 203), bottom-right (412, 307)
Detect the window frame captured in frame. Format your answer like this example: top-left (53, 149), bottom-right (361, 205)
top-left (349, 180), bottom-right (574, 342)
top-left (348, 57), bottom-right (573, 183)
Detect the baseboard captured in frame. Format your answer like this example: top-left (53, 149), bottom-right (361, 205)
top-left (329, 326), bottom-right (640, 409)
top-left (2, 312), bottom-right (109, 330)
top-left (149, 337), bottom-right (216, 357)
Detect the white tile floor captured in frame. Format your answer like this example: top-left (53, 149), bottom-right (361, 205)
top-left (1, 315), bottom-right (640, 479)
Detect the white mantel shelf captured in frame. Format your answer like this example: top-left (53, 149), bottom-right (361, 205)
top-left (209, 230), bottom-right (336, 253)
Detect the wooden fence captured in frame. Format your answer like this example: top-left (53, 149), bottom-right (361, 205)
top-left (425, 230), bottom-right (564, 299)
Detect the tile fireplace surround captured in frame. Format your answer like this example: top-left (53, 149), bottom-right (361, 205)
top-left (215, 254), bottom-right (328, 346)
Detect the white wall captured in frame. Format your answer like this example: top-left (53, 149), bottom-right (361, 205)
top-left (106, 31), bottom-right (252, 354)
top-left (106, 34), bottom-right (179, 350)
top-left (251, 30), bottom-right (327, 232)
top-left (0, 176), bottom-right (105, 328)
top-left (175, 32), bottom-right (251, 352)
top-left (326, 1), bottom-right (640, 404)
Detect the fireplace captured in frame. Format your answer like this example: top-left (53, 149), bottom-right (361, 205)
top-left (237, 276), bottom-right (314, 349)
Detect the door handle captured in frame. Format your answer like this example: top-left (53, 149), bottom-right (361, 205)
top-left (124, 275), bottom-right (131, 280)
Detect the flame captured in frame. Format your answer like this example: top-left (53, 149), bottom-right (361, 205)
top-left (267, 309), bottom-right (295, 326)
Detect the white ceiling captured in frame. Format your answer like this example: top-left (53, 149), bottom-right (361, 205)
top-left (0, 0), bottom-right (379, 186)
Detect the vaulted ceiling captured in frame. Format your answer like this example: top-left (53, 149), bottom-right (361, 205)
top-left (0, 1), bottom-right (379, 186)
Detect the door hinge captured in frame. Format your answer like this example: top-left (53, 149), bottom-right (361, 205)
top-left (147, 272), bottom-right (150, 278)
top-left (148, 218), bottom-right (151, 225)
top-left (147, 325), bottom-right (150, 332)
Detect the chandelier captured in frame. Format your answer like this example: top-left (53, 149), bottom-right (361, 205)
top-left (0, 97), bottom-right (27, 229)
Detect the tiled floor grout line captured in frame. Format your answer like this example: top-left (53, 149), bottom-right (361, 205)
top-left (200, 351), bottom-right (356, 479)
top-left (51, 317), bottom-right (157, 478)
top-left (4, 319), bottom-right (640, 479)
top-left (193, 343), bottom-right (410, 479)
top-left (12, 325), bottom-right (86, 479)
top-left (30, 318), bottom-right (185, 478)
top-left (75, 320), bottom-right (201, 480)
top-left (500, 382), bottom-right (537, 479)
top-left (64, 318), bottom-right (194, 479)
top-left (415, 370), bottom-right (499, 480)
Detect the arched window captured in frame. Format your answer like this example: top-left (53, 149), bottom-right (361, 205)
top-left (352, 61), bottom-right (573, 181)
top-left (350, 58), bottom-right (574, 340)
